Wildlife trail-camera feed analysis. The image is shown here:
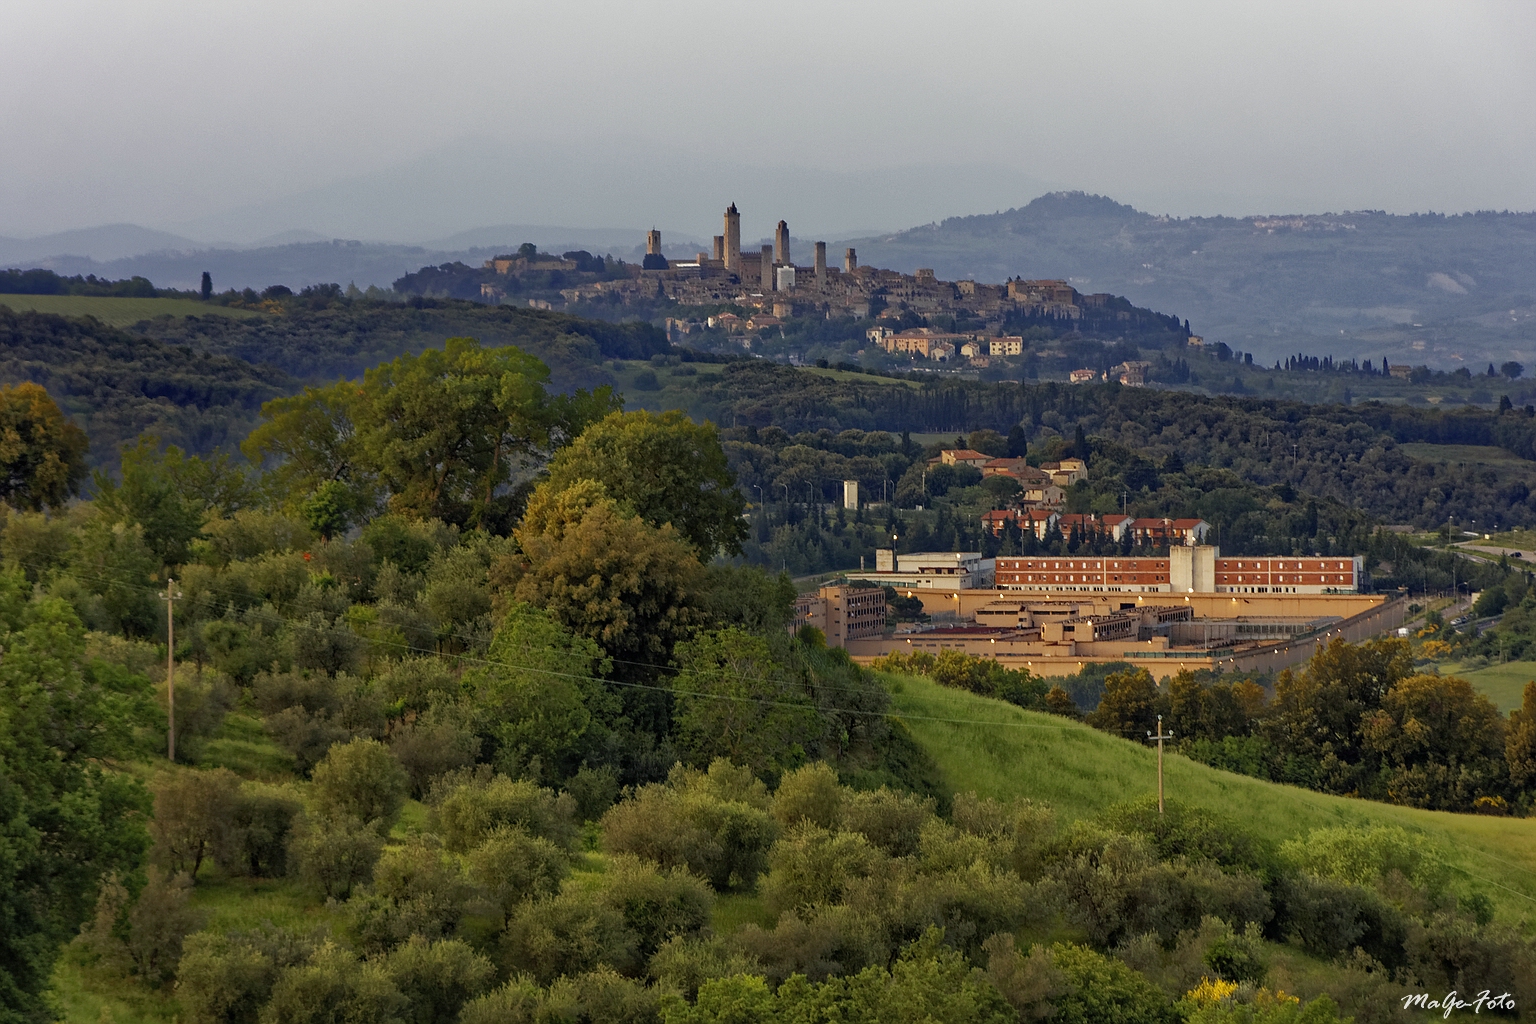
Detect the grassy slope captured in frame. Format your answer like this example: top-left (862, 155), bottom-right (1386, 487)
top-left (1442, 660), bottom-right (1536, 713)
top-left (885, 672), bottom-right (1536, 925)
top-left (0, 295), bottom-right (260, 327)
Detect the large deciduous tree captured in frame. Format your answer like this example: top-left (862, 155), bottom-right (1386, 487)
top-left (542, 409), bottom-right (746, 556)
top-left (0, 577), bottom-right (155, 1022)
top-left (244, 340), bottom-right (618, 533)
top-left (0, 382), bottom-right (88, 511)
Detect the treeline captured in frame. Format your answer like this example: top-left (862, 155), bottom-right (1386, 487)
top-left (0, 267), bottom-right (168, 297)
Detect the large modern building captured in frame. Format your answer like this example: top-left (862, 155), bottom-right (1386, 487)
top-left (856, 550), bottom-right (996, 591)
top-left (994, 547), bottom-right (1364, 596)
top-left (792, 584), bottom-right (887, 644)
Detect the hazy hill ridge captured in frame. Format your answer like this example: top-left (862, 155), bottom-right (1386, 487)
top-left (842, 192), bottom-right (1536, 367)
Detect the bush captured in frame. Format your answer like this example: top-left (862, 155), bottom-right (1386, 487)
top-left (178, 926), bottom-right (319, 1024)
top-left (388, 706), bottom-right (480, 798)
top-left (379, 936), bottom-right (495, 1024)
top-left (150, 768), bottom-right (241, 879)
top-left (126, 867), bottom-right (203, 987)
top-left (1274, 873), bottom-right (1408, 967)
top-left (600, 762), bottom-right (778, 891)
top-left (842, 787), bottom-right (935, 857)
top-left (349, 838), bottom-right (473, 952)
top-left (309, 738), bottom-right (408, 828)
top-left (599, 855), bottom-right (714, 961)
top-left (463, 825), bottom-right (569, 927)
top-left (289, 813), bottom-right (384, 900)
top-left (259, 941), bottom-right (406, 1024)
top-left (771, 762), bottom-right (843, 829)
top-left (218, 788), bottom-right (302, 878)
top-left (760, 827), bottom-right (885, 916)
top-left (1047, 942), bottom-right (1176, 1024)
top-left (501, 886), bottom-right (639, 984)
top-left (430, 770), bottom-right (577, 853)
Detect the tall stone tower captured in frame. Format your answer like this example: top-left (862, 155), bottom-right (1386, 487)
top-left (646, 229), bottom-right (661, 256)
top-left (814, 241), bottom-right (827, 278)
top-left (724, 204), bottom-right (741, 272)
top-left (775, 220), bottom-right (790, 266)
top-left (761, 245), bottom-right (774, 291)
top-left (712, 235), bottom-right (725, 261)
top-left (844, 247), bottom-right (858, 273)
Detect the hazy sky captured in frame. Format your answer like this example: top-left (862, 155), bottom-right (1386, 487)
top-left (3, 0), bottom-right (1533, 241)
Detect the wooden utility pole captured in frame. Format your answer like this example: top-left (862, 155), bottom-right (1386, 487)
top-left (1147, 714), bottom-right (1173, 814)
top-left (164, 578), bottom-right (182, 761)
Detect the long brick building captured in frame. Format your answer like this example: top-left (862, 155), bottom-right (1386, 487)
top-left (994, 547), bottom-right (1364, 595)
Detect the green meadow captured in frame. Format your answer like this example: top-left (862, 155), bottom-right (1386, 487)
top-left (0, 295), bottom-right (260, 328)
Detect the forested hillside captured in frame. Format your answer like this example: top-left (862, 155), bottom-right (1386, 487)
top-left (631, 359), bottom-right (1536, 532)
top-left (0, 330), bottom-right (1530, 1024)
top-left (0, 307), bottom-right (288, 462)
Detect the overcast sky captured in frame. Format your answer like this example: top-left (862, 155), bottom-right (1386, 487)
top-left (3, 0), bottom-right (1533, 241)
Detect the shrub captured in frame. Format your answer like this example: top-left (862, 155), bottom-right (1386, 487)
top-left (760, 827), bottom-right (885, 916)
top-left (387, 706), bottom-right (480, 799)
top-left (289, 813), bottom-right (384, 900)
top-left (178, 926), bottom-right (319, 1024)
top-left (565, 764), bottom-right (621, 821)
top-left (150, 768), bottom-right (241, 879)
top-left (309, 738), bottom-right (408, 828)
top-left (430, 769), bottom-right (577, 852)
top-left (1279, 825), bottom-right (1450, 899)
top-left (599, 855), bottom-right (714, 961)
top-left (600, 762), bottom-right (777, 891)
top-left (463, 825), bottom-right (569, 927)
top-left (349, 838), bottom-right (473, 952)
top-left (1047, 942), bottom-right (1176, 1024)
top-left (218, 788), bottom-right (302, 878)
top-left (501, 886), bottom-right (639, 984)
top-left (126, 868), bottom-right (203, 987)
top-left (841, 787), bottom-right (935, 857)
top-left (544, 967), bottom-right (662, 1024)
top-left (378, 936), bottom-right (495, 1024)
top-left (771, 762), bottom-right (843, 829)
top-left (259, 941), bottom-right (405, 1024)
top-left (648, 935), bottom-right (763, 1001)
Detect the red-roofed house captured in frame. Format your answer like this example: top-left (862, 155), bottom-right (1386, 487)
top-left (1170, 518), bottom-right (1211, 545)
top-left (1022, 508), bottom-right (1060, 540)
top-left (940, 449), bottom-right (992, 468)
top-left (1101, 514), bottom-right (1132, 542)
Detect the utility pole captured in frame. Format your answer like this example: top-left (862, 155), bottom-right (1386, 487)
top-left (1147, 714), bottom-right (1173, 814)
top-left (163, 578), bottom-right (182, 761)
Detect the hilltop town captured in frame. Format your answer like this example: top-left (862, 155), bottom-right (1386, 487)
top-left (459, 203), bottom-right (1192, 374)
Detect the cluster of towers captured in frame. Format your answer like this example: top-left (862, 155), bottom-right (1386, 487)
top-left (708, 204), bottom-right (855, 291)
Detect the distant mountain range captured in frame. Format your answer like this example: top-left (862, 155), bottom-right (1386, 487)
top-left (5, 191), bottom-right (1533, 367)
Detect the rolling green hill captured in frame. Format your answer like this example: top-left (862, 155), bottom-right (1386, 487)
top-left (885, 672), bottom-right (1536, 925)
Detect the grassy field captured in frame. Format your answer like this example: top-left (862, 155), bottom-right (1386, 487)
top-left (1398, 442), bottom-right (1534, 467)
top-left (886, 672), bottom-right (1536, 924)
top-left (0, 295), bottom-right (261, 327)
top-left (1441, 660), bottom-right (1536, 712)
top-left (1471, 528), bottom-right (1536, 552)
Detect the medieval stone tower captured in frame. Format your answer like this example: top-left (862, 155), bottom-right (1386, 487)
top-left (775, 220), bottom-right (790, 266)
top-left (645, 229), bottom-right (661, 256)
top-left (723, 204), bottom-right (741, 272)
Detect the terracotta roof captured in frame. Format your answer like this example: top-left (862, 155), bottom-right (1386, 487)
top-left (943, 449), bottom-right (990, 460)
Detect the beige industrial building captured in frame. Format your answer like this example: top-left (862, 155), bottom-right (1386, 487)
top-left (792, 585), bottom-right (887, 645)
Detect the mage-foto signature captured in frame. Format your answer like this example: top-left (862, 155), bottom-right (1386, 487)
top-left (1401, 991), bottom-right (1517, 1018)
